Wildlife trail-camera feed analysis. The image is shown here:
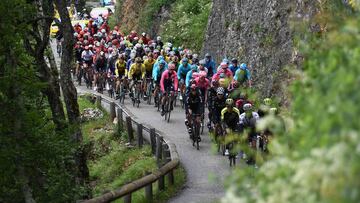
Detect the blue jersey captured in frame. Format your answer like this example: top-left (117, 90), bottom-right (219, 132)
top-left (177, 63), bottom-right (192, 80)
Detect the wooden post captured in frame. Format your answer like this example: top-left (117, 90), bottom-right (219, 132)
top-left (124, 193), bottom-right (131, 203)
top-left (110, 101), bottom-right (116, 122)
top-left (117, 108), bottom-right (123, 128)
top-left (126, 116), bottom-right (133, 142)
top-left (168, 170), bottom-right (175, 185)
top-left (96, 95), bottom-right (102, 108)
top-left (137, 123), bottom-right (143, 148)
top-left (156, 135), bottom-right (162, 166)
top-left (158, 175), bottom-right (165, 191)
top-left (150, 128), bottom-right (156, 155)
top-left (162, 144), bottom-right (169, 165)
top-left (145, 172), bottom-right (153, 202)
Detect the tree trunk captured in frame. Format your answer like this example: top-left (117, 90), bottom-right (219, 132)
top-left (54, 0), bottom-right (90, 198)
top-left (6, 52), bottom-right (36, 203)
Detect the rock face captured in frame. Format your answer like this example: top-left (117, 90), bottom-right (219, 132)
top-left (202, 0), bottom-right (318, 99)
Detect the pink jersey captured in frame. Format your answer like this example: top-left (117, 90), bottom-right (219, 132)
top-left (194, 77), bottom-right (210, 90)
top-left (212, 68), bottom-right (233, 81)
top-left (160, 70), bottom-right (179, 93)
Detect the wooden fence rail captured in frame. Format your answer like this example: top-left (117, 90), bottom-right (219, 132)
top-left (82, 94), bottom-right (180, 203)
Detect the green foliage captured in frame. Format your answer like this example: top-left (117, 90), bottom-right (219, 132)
top-left (161, 0), bottom-right (212, 52)
top-left (139, 0), bottom-right (176, 32)
top-left (0, 0), bottom-right (81, 202)
top-left (222, 4), bottom-right (360, 203)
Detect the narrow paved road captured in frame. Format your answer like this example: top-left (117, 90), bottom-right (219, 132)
top-left (51, 42), bottom-right (229, 203)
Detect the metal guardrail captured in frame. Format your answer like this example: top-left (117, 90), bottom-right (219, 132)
top-left (80, 93), bottom-right (180, 203)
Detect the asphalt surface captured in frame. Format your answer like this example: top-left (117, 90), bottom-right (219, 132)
top-left (50, 41), bottom-right (229, 203)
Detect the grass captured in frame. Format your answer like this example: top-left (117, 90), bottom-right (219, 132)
top-left (78, 95), bottom-right (186, 202)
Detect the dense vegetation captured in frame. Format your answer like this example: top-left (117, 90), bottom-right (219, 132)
top-left (161, 0), bottom-right (211, 52)
top-left (222, 2), bottom-right (360, 203)
top-left (113, 0), bottom-right (212, 52)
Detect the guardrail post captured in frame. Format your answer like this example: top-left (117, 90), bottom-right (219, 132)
top-left (150, 128), bottom-right (156, 155)
top-left (137, 123), bottom-right (143, 148)
top-left (117, 108), bottom-right (123, 128)
top-left (126, 116), bottom-right (133, 142)
top-left (96, 95), bottom-right (102, 108)
top-left (168, 169), bottom-right (175, 186)
top-left (156, 135), bottom-right (163, 166)
top-left (110, 102), bottom-right (116, 122)
top-left (158, 175), bottom-right (165, 191)
top-left (124, 193), bottom-right (131, 203)
top-left (145, 172), bottom-right (153, 202)
top-left (162, 144), bottom-right (169, 165)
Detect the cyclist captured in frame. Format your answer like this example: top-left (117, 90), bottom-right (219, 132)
top-left (234, 63), bottom-right (252, 87)
top-left (204, 53), bottom-right (216, 78)
top-left (160, 63), bottom-right (178, 116)
top-left (94, 51), bottom-right (107, 73)
top-left (115, 54), bottom-right (127, 78)
top-left (144, 52), bottom-right (155, 79)
top-left (210, 87), bottom-right (227, 131)
top-left (207, 80), bottom-right (220, 130)
top-left (185, 84), bottom-right (203, 140)
top-left (177, 58), bottom-right (192, 82)
top-left (194, 71), bottom-right (210, 103)
top-left (128, 57), bottom-right (145, 99)
top-left (185, 64), bottom-right (198, 88)
top-left (198, 59), bottom-right (208, 74)
top-left (81, 46), bottom-right (94, 67)
top-left (239, 103), bottom-right (260, 164)
top-left (221, 98), bottom-right (240, 156)
top-left (258, 98), bottom-right (272, 117)
top-left (229, 58), bottom-right (239, 75)
top-left (212, 62), bottom-right (233, 82)
top-left (152, 60), bottom-right (167, 107)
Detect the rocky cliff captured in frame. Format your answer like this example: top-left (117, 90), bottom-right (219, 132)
top-left (202, 0), bottom-right (318, 101)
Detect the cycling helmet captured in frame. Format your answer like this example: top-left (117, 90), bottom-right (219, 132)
top-left (243, 103), bottom-right (252, 111)
top-left (84, 46), bottom-right (89, 50)
top-left (269, 107), bottom-right (278, 115)
top-left (226, 98), bottom-right (234, 106)
top-left (135, 43), bottom-right (142, 49)
top-left (157, 36), bottom-right (161, 41)
top-left (205, 53), bottom-right (211, 58)
top-left (135, 57), bottom-right (142, 63)
top-left (217, 87), bottom-right (225, 95)
top-left (199, 71), bottom-right (207, 78)
top-left (108, 47), bottom-right (113, 52)
top-left (100, 51), bottom-right (105, 56)
top-left (231, 58), bottom-right (238, 63)
top-left (74, 33), bottom-right (79, 37)
top-left (101, 29), bottom-right (106, 33)
top-left (95, 41), bottom-right (101, 47)
top-left (158, 56), bottom-right (164, 61)
top-left (168, 42), bottom-right (173, 48)
top-left (168, 63), bottom-right (176, 70)
top-left (182, 58), bottom-right (189, 63)
top-left (89, 44), bottom-right (93, 48)
top-left (220, 62), bottom-right (228, 69)
top-left (193, 54), bottom-right (199, 59)
top-left (191, 65), bottom-right (198, 71)
top-left (142, 32), bottom-right (146, 36)
top-left (199, 59), bottom-right (206, 65)
top-left (240, 63), bottom-right (247, 69)
top-left (264, 98), bottom-right (272, 106)
top-left (222, 58), bottom-right (229, 64)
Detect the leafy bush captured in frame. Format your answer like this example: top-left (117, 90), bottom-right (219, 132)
top-left (161, 0), bottom-right (212, 52)
top-left (138, 0), bottom-right (175, 32)
top-left (222, 3), bottom-right (360, 203)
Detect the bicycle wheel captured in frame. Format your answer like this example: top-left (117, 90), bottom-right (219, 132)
top-left (167, 100), bottom-right (171, 123)
top-left (195, 122), bottom-right (200, 150)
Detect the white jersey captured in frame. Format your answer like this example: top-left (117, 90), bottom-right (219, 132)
top-left (239, 112), bottom-right (260, 125)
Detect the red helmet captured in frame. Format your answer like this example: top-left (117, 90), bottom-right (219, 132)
top-left (168, 63), bottom-right (176, 70)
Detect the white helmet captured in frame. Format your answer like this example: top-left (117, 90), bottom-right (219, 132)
top-left (101, 29), bottom-right (106, 33)
top-left (157, 36), bottom-right (161, 41)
